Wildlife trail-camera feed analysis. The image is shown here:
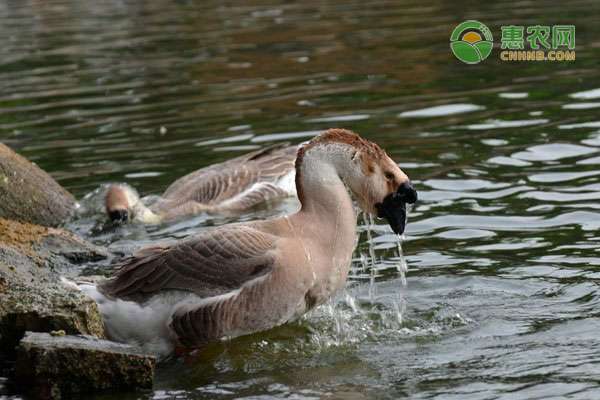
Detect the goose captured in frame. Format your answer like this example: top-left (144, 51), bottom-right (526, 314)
top-left (82, 129), bottom-right (417, 357)
top-left (105, 143), bottom-right (298, 224)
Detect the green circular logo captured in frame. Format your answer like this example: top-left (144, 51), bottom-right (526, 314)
top-left (450, 20), bottom-right (493, 64)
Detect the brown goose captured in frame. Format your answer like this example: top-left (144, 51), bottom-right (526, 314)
top-left (82, 129), bottom-right (417, 357)
top-left (105, 143), bottom-right (298, 224)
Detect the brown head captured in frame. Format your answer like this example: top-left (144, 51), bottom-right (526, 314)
top-left (296, 128), bottom-right (417, 234)
top-left (105, 184), bottom-right (139, 223)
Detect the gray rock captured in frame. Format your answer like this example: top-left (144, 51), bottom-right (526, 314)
top-left (0, 218), bottom-right (107, 357)
top-left (16, 332), bottom-right (155, 399)
top-left (0, 143), bottom-right (76, 227)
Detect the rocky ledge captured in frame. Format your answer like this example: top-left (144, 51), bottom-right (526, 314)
top-left (0, 217), bottom-right (108, 357)
top-left (16, 332), bottom-right (155, 399)
top-left (0, 143), bottom-right (157, 398)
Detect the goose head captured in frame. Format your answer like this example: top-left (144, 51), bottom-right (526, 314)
top-left (347, 142), bottom-right (417, 235)
top-left (297, 129), bottom-right (417, 235)
top-left (105, 184), bottom-right (140, 223)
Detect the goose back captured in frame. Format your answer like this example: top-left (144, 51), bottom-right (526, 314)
top-left (151, 144), bottom-right (297, 215)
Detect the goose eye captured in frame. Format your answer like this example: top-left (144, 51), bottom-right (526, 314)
top-left (384, 171), bottom-right (394, 181)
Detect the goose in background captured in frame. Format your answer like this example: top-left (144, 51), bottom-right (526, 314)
top-left (105, 143), bottom-right (298, 224)
top-left (83, 129), bottom-right (417, 357)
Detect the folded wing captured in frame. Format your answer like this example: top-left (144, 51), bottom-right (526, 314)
top-left (99, 225), bottom-right (277, 303)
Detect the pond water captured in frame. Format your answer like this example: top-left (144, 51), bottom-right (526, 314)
top-left (2, 0), bottom-right (600, 399)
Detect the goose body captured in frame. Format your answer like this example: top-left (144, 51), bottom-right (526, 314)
top-left (87, 129), bottom-right (417, 357)
top-left (105, 144), bottom-right (297, 224)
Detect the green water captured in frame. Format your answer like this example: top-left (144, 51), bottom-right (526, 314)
top-left (2, 0), bottom-right (600, 398)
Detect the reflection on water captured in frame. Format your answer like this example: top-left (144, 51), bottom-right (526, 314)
top-left (3, 0), bottom-right (600, 399)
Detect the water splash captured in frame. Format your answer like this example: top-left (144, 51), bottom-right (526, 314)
top-left (363, 213), bottom-right (378, 300)
top-left (343, 291), bottom-right (360, 314)
top-left (396, 234), bottom-right (408, 287)
top-left (391, 293), bottom-right (406, 326)
top-left (308, 298), bottom-right (365, 347)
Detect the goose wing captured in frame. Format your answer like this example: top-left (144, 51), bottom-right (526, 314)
top-left (98, 225), bottom-right (277, 303)
top-left (240, 142), bottom-right (296, 162)
top-left (156, 144), bottom-right (297, 208)
top-left (158, 182), bottom-right (290, 221)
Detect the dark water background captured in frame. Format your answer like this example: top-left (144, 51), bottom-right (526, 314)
top-left (2, 0), bottom-right (600, 399)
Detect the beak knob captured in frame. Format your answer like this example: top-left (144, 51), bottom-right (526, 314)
top-left (375, 181), bottom-right (418, 235)
top-left (395, 181), bottom-right (417, 204)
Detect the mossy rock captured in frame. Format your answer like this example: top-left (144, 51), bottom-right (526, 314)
top-left (0, 218), bottom-right (109, 357)
top-left (0, 143), bottom-right (76, 227)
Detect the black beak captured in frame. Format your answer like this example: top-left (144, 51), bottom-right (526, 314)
top-left (375, 181), bottom-right (418, 235)
top-left (108, 209), bottom-right (129, 223)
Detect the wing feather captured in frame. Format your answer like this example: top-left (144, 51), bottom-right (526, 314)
top-left (152, 145), bottom-right (297, 214)
top-left (99, 225), bottom-right (276, 302)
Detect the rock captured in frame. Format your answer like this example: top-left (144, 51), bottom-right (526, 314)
top-left (0, 217), bottom-right (109, 266)
top-left (0, 143), bottom-right (76, 227)
top-left (38, 225), bottom-right (109, 265)
top-left (0, 218), bottom-right (108, 357)
top-left (16, 332), bottom-right (155, 399)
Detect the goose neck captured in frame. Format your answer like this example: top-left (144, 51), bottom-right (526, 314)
top-left (294, 143), bottom-right (357, 231)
